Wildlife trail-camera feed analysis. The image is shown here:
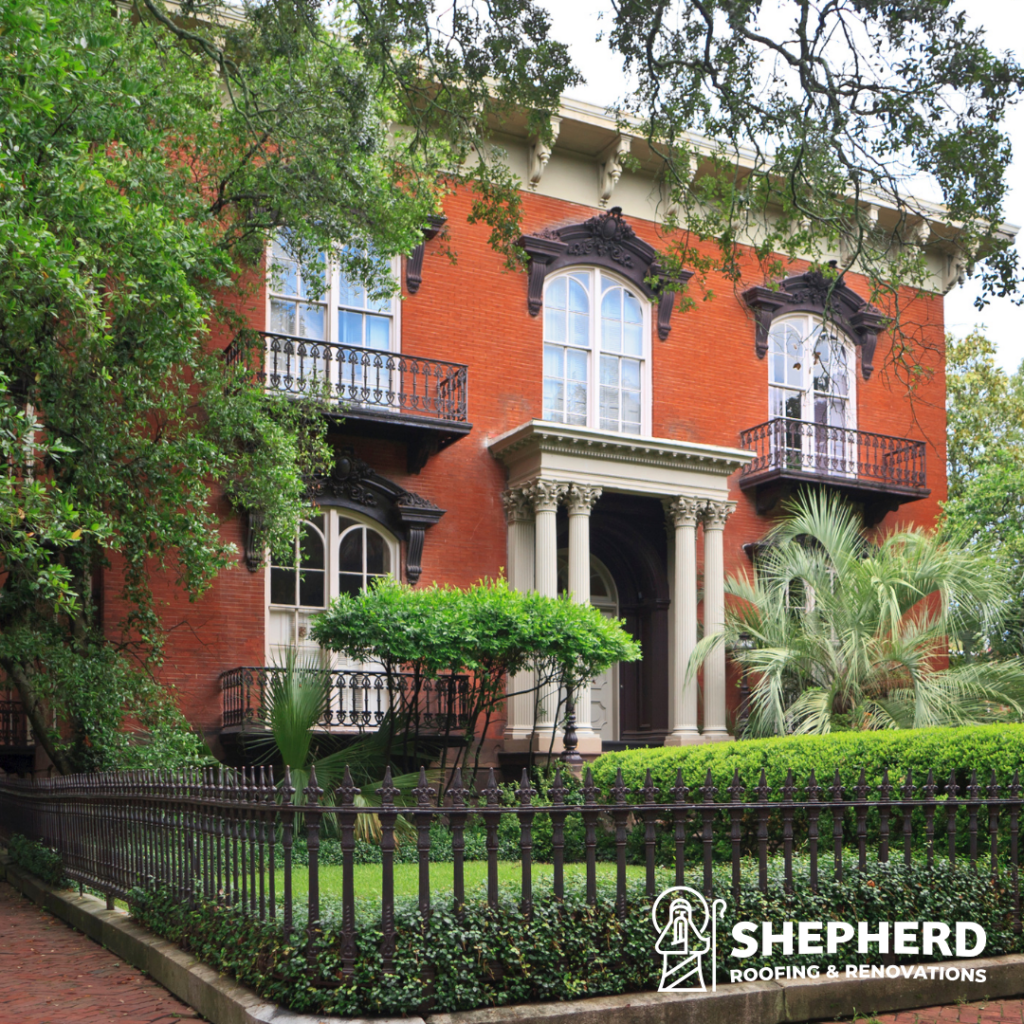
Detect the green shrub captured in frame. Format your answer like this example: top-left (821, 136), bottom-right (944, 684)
top-left (8, 834), bottom-right (71, 888)
top-left (128, 856), bottom-right (1021, 1016)
top-left (592, 726), bottom-right (1024, 862)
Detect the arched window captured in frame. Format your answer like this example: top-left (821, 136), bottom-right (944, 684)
top-left (543, 268), bottom-right (650, 435)
top-left (768, 313), bottom-right (857, 473)
top-left (267, 510), bottom-right (398, 663)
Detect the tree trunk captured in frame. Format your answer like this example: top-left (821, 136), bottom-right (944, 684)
top-left (1, 657), bottom-right (73, 775)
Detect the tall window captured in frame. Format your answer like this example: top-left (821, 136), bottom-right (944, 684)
top-left (543, 269), bottom-right (649, 435)
top-left (268, 234), bottom-right (397, 353)
top-left (768, 313), bottom-right (856, 472)
top-left (267, 510), bottom-right (397, 664)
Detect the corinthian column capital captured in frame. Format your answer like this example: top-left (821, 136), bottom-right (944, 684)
top-left (664, 495), bottom-right (705, 529)
top-left (501, 486), bottom-right (534, 524)
top-left (527, 480), bottom-right (569, 514)
top-left (702, 499), bottom-right (736, 531)
top-left (565, 483), bottom-right (602, 516)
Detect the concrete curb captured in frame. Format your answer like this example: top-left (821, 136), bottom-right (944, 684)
top-left (3, 855), bottom-right (1024, 1024)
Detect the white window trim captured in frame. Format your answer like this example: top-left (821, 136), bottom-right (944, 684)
top-left (264, 241), bottom-right (402, 354)
top-left (264, 507), bottom-right (400, 667)
top-left (767, 312), bottom-right (858, 430)
top-left (541, 267), bottom-right (653, 437)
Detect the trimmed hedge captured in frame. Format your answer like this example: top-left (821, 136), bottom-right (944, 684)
top-left (592, 725), bottom-right (1024, 799)
top-left (128, 857), bottom-right (1022, 1016)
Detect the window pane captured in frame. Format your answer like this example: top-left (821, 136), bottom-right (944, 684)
top-left (601, 315), bottom-right (621, 353)
top-left (339, 572), bottom-right (363, 598)
top-left (301, 254), bottom-right (327, 300)
top-left (366, 315), bottom-right (390, 350)
top-left (272, 260), bottom-right (298, 298)
top-left (601, 287), bottom-right (621, 320)
top-left (270, 566), bottom-right (295, 606)
top-left (338, 310), bottom-right (363, 348)
top-left (623, 319), bottom-right (642, 356)
top-left (544, 344), bottom-right (564, 377)
top-left (570, 309), bottom-right (590, 347)
top-left (566, 348), bottom-right (587, 383)
top-left (546, 275), bottom-right (567, 311)
top-left (621, 358), bottom-right (640, 389)
top-left (545, 304), bottom-right (566, 343)
top-left (623, 389), bottom-right (641, 428)
top-left (567, 381), bottom-right (587, 423)
top-left (624, 292), bottom-right (642, 324)
top-left (544, 378), bottom-right (565, 421)
top-left (366, 530), bottom-right (386, 574)
top-left (337, 270), bottom-right (366, 309)
top-left (339, 529), bottom-right (363, 573)
top-left (299, 303), bottom-right (325, 340)
top-left (299, 568), bottom-right (325, 608)
top-left (300, 523), bottom-right (324, 570)
top-left (569, 277), bottom-right (589, 313)
top-left (270, 299), bottom-right (296, 336)
top-left (785, 392), bottom-right (802, 419)
top-left (600, 385), bottom-right (619, 428)
top-left (600, 354), bottom-right (618, 386)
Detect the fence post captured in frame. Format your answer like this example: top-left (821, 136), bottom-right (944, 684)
top-left (335, 766), bottom-right (360, 977)
top-left (641, 770), bottom-right (659, 901)
top-left (516, 769), bottom-right (536, 920)
top-left (807, 771), bottom-right (821, 893)
top-left (548, 767), bottom-right (569, 902)
top-left (378, 766), bottom-right (400, 973)
top-left (480, 769), bottom-right (501, 912)
top-left (304, 766), bottom-right (324, 957)
top-left (700, 770), bottom-right (717, 899)
top-left (414, 767), bottom-right (436, 920)
top-left (727, 770), bottom-right (745, 901)
top-left (280, 767), bottom-right (296, 937)
top-left (582, 768), bottom-right (600, 906)
top-left (671, 769), bottom-right (689, 888)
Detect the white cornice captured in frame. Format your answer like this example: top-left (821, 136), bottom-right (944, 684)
top-left (488, 421), bottom-right (753, 478)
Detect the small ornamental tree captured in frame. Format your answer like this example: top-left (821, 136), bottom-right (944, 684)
top-left (310, 577), bottom-right (641, 781)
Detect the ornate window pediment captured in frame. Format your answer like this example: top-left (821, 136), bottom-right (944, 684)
top-left (245, 448), bottom-right (445, 584)
top-left (741, 269), bottom-right (889, 380)
top-left (519, 208), bottom-right (692, 341)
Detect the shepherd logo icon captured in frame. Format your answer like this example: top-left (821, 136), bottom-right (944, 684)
top-left (652, 886), bottom-right (727, 992)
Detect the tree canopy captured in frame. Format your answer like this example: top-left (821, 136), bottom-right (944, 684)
top-left (942, 330), bottom-right (1024, 658)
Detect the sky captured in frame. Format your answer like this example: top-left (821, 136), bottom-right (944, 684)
top-left (540, 0), bottom-right (1024, 374)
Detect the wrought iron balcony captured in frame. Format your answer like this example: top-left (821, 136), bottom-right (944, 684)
top-left (220, 666), bottom-right (471, 734)
top-left (225, 332), bottom-right (472, 472)
top-left (738, 418), bottom-right (930, 524)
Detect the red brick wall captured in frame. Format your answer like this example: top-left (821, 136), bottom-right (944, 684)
top-left (109, 188), bottom-right (947, 746)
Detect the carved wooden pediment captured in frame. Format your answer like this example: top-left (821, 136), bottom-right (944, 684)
top-left (245, 448), bottom-right (445, 584)
top-left (741, 268), bottom-right (889, 380)
top-left (519, 208), bottom-right (693, 340)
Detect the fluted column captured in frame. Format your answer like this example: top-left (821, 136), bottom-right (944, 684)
top-left (501, 487), bottom-right (536, 743)
top-left (702, 499), bottom-right (736, 740)
top-left (664, 496), bottom-right (703, 745)
top-left (565, 484), bottom-right (602, 746)
top-left (530, 480), bottom-right (568, 728)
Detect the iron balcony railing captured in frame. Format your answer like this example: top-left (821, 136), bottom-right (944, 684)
top-left (0, 699), bottom-right (29, 748)
top-left (220, 666), bottom-right (471, 732)
top-left (226, 333), bottom-right (469, 423)
top-left (739, 418), bottom-right (927, 494)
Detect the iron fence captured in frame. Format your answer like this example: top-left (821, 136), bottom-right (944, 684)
top-left (1, 763), bottom-right (1021, 978)
top-left (0, 700), bottom-right (29, 748)
top-left (739, 418), bottom-right (928, 494)
top-left (220, 666), bottom-right (472, 731)
top-left (225, 333), bottom-right (469, 423)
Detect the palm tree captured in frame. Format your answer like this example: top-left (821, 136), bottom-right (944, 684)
top-left (690, 490), bottom-right (1024, 736)
top-left (257, 650), bottom-right (440, 840)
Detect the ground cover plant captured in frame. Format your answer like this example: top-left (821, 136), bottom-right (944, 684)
top-left (127, 857), bottom-right (1021, 1016)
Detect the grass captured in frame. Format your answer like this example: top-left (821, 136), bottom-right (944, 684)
top-left (276, 860), bottom-right (653, 902)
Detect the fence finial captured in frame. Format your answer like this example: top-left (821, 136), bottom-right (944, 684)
top-left (548, 765), bottom-right (568, 805)
top-left (700, 769), bottom-right (717, 803)
top-left (414, 766), bottom-right (436, 807)
top-left (516, 768), bottom-right (535, 806)
top-left (671, 768), bottom-right (689, 804)
top-left (377, 766), bottom-right (400, 806)
top-left (641, 768), bottom-right (659, 805)
top-left (447, 767), bottom-right (469, 807)
top-left (305, 764), bottom-right (323, 804)
top-left (482, 768), bottom-right (501, 806)
top-left (728, 769), bottom-right (745, 803)
top-left (336, 766), bottom-right (361, 806)
top-left (281, 765), bottom-right (296, 805)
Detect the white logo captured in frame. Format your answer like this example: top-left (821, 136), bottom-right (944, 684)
top-left (652, 886), bottom-right (727, 992)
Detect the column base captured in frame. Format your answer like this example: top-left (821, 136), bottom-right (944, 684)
top-left (500, 735), bottom-right (535, 754)
top-left (700, 730), bottom-right (734, 744)
top-left (664, 730), bottom-right (734, 746)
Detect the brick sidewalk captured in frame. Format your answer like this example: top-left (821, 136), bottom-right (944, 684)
top-left (827, 1000), bottom-right (1024, 1023)
top-left (0, 881), bottom-right (202, 1024)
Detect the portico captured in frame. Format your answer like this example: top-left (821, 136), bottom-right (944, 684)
top-left (489, 420), bottom-right (753, 754)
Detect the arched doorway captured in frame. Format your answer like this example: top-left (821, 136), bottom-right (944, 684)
top-left (558, 554), bottom-right (620, 742)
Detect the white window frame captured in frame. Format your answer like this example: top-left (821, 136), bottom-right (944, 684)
top-left (264, 508), bottom-right (400, 668)
top-left (265, 237), bottom-right (402, 355)
top-left (541, 267), bottom-right (653, 437)
top-left (767, 313), bottom-right (858, 476)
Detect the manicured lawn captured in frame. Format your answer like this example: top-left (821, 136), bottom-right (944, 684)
top-left (277, 860), bottom-right (657, 903)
